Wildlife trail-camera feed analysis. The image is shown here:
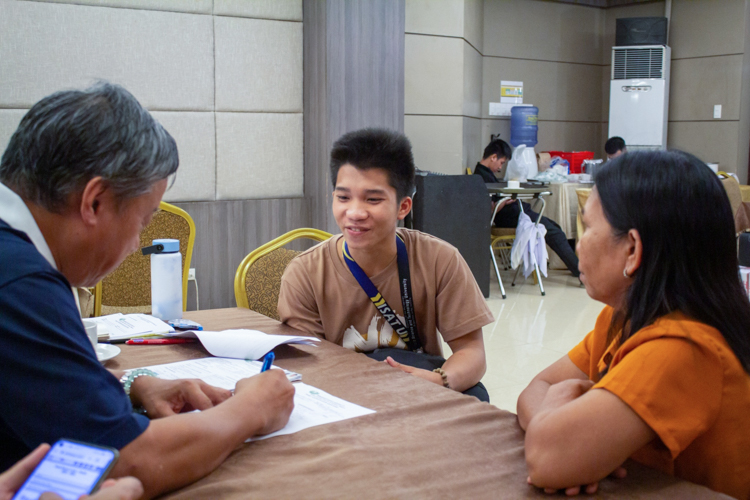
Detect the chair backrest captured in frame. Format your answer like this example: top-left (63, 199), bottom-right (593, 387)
top-left (234, 228), bottom-right (331, 320)
top-left (721, 176), bottom-right (743, 218)
top-left (93, 202), bottom-right (195, 316)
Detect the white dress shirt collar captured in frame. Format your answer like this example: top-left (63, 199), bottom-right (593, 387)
top-left (0, 181), bottom-right (57, 270)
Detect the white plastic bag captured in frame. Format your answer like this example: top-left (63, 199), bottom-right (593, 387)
top-left (504, 145), bottom-right (538, 181)
top-left (549, 156), bottom-right (569, 176)
top-left (510, 209), bottom-right (548, 278)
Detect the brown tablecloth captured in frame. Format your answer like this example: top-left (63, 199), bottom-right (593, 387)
top-left (106, 308), bottom-right (728, 499)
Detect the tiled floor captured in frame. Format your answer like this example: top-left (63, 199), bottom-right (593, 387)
top-left (444, 267), bottom-right (604, 413)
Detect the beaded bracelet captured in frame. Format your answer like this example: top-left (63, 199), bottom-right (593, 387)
top-left (120, 369), bottom-right (158, 415)
top-left (119, 368), bottom-right (158, 397)
top-left (432, 367), bottom-right (451, 389)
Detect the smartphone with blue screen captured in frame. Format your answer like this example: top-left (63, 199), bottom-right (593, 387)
top-left (12, 439), bottom-right (118, 500)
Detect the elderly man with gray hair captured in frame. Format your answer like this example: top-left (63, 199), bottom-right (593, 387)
top-left (0, 83), bottom-right (294, 498)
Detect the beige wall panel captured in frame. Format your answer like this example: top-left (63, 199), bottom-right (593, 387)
top-left (738, 18), bottom-right (750, 185)
top-left (482, 119), bottom-right (604, 160)
top-left (463, 42), bottom-right (483, 118)
top-left (0, 1), bottom-right (213, 110)
top-left (670, 0), bottom-right (746, 59)
top-left (214, 0), bottom-right (302, 21)
top-left (598, 124), bottom-right (610, 159)
top-left (537, 121), bottom-right (602, 154)
top-left (481, 118), bottom-right (511, 148)
top-left (29, 0), bottom-right (212, 14)
top-left (463, 117), bottom-right (483, 172)
top-left (0, 109), bottom-right (26, 157)
top-left (602, 1), bottom-right (665, 65)
top-left (483, 0), bottom-right (603, 64)
top-left (601, 64), bottom-right (610, 123)
top-left (463, 0), bottom-right (484, 52)
top-left (405, 34), bottom-right (464, 116)
top-left (405, 0), bottom-right (463, 37)
top-left (153, 112), bottom-right (216, 203)
top-left (482, 57), bottom-right (602, 122)
top-left (668, 121), bottom-right (740, 172)
top-left (215, 113), bottom-right (303, 200)
top-left (405, 115), bottom-right (464, 175)
top-left (215, 17), bottom-right (303, 112)
top-left (669, 55), bottom-right (743, 122)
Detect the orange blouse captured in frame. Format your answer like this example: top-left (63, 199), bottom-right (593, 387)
top-left (569, 306), bottom-right (750, 499)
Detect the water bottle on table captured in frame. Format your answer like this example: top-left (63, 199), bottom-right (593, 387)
top-left (141, 238), bottom-right (182, 320)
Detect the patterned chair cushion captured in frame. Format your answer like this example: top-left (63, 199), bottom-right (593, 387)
top-left (244, 247), bottom-right (301, 321)
top-left (100, 210), bottom-right (190, 312)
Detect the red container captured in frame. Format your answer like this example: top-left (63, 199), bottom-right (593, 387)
top-left (547, 151), bottom-right (595, 174)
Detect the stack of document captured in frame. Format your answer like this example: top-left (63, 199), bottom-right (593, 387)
top-left (89, 313), bottom-right (174, 342)
top-left (166, 329), bottom-right (320, 360)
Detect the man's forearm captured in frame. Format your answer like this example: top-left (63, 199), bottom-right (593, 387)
top-left (112, 393), bottom-right (265, 499)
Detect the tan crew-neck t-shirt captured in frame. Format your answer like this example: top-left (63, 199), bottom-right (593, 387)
top-left (278, 228), bottom-right (494, 356)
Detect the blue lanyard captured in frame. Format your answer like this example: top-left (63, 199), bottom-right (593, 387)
top-left (343, 236), bottom-right (423, 353)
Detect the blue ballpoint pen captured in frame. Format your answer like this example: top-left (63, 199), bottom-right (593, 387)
top-left (261, 352), bottom-right (275, 372)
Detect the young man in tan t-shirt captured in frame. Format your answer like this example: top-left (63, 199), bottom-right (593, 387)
top-left (278, 128), bottom-right (493, 400)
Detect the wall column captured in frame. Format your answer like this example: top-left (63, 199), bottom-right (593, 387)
top-left (304, 0), bottom-right (406, 233)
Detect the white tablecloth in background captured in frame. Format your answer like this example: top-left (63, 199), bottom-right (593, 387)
top-left (537, 182), bottom-right (590, 270)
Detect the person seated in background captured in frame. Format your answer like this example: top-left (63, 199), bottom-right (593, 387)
top-left (518, 150), bottom-right (750, 498)
top-left (0, 83), bottom-right (294, 498)
top-left (0, 444), bottom-right (143, 500)
top-left (604, 136), bottom-right (626, 159)
top-left (278, 128), bottom-right (492, 401)
top-left (474, 139), bottom-right (580, 278)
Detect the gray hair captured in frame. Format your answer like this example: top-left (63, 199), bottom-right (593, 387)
top-left (0, 82), bottom-right (178, 213)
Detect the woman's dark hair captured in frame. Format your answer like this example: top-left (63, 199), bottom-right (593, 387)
top-left (330, 128), bottom-right (415, 201)
top-left (596, 150), bottom-right (750, 373)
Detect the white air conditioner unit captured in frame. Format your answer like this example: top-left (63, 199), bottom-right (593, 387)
top-left (608, 45), bottom-right (671, 150)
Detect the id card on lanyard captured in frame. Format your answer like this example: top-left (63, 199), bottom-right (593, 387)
top-left (343, 235), bottom-right (423, 353)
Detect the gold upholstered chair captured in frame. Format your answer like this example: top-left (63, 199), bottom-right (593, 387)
top-left (720, 175), bottom-right (743, 219)
top-left (234, 228), bottom-right (331, 320)
top-left (93, 202), bottom-right (195, 316)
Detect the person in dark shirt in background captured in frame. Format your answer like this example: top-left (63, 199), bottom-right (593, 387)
top-left (605, 136), bottom-right (626, 160)
top-left (474, 139), bottom-right (580, 278)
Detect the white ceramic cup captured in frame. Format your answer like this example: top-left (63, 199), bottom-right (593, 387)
top-left (507, 180), bottom-right (520, 189)
top-left (82, 319), bottom-right (98, 348)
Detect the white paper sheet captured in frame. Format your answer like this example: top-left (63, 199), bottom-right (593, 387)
top-left (168, 329), bottom-right (320, 360)
top-left (89, 313), bottom-right (174, 340)
top-left (249, 382), bottom-right (376, 441)
top-left (132, 358), bottom-right (375, 440)
top-left (137, 357), bottom-right (302, 384)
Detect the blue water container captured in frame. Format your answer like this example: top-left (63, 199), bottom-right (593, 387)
top-left (510, 106), bottom-right (538, 147)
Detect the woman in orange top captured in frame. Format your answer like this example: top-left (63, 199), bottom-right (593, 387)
top-left (518, 150), bottom-right (750, 498)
